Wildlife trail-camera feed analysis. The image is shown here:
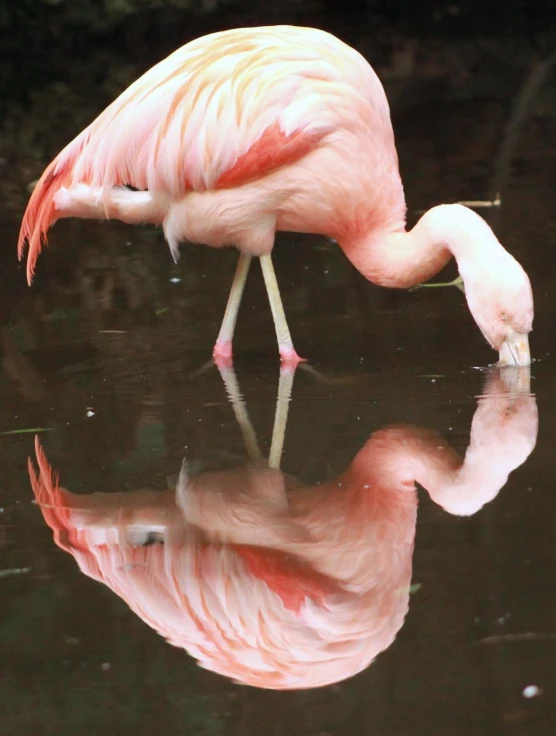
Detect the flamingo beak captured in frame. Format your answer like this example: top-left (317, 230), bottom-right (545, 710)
top-left (498, 332), bottom-right (531, 367)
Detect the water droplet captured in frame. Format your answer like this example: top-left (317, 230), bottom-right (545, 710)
top-left (522, 685), bottom-right (541, 698)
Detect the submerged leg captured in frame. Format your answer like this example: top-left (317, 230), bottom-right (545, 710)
top-left (213, 252), bottom-right (252, 361)
top-left (259, 254), bottom-right (304, 365)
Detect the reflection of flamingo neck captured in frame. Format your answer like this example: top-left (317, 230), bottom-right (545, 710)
top-left (344, 425), bottom-right (461, 494)
top-left (344, 400), bottom-right (537, 518)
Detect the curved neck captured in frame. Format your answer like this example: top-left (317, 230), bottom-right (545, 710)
top-left (340, 204), bottom-right (505, 289)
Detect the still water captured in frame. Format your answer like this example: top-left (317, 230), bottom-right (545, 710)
top-left (1, 43), bottom-right (555, 736)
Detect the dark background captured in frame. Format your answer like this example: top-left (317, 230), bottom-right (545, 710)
top-left (1, 0), bottom-right (556, 220)
top-left (1, 2), bottom-right (555, 736)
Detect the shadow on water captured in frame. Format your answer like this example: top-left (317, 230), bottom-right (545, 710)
top-left (1, 7), bottom-right (556, 736)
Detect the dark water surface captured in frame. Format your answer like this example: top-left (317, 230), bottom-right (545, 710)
top-left (1, 44), bottom-right (556, 736)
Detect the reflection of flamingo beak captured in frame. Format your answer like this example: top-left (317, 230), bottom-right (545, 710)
top-left (498, 331), bottom-right (530, 367)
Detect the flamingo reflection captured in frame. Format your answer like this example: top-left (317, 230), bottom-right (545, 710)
top-left (29, 366), bottom-right (537, 690)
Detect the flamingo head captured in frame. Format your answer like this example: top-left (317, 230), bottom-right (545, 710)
top-left (461, 248), bottom-right (533, 367)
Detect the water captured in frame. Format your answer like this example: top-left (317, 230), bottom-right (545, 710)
top-left (1, 34), bottom-right (555, 736)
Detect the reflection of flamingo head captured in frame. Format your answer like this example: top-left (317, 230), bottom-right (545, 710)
top-left (29, 437), bottom-right (415, 690)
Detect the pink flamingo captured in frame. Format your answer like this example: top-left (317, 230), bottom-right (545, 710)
top-left (29, 366), bottom-right (536, 690)
top-left (18, 26), bottom-right (533, 366)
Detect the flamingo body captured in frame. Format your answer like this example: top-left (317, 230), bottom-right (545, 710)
top-left (19, 27), bottom-right (400, 270)
top-left (18, 26), bottom-right (533, 365)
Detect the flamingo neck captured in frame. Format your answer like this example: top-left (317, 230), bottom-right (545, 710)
top-left (340, 204), bottom-right (505, 289)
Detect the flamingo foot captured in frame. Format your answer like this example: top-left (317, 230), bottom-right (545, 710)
top-left (213, 340), bottom-right (233, 360)
top-left (279, 347), bottom-right (306, 368)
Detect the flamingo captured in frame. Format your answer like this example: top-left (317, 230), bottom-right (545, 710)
top-left (18, 26), bottom-right (533, 366)
top-left (29, 365), bottom-right (537, 690)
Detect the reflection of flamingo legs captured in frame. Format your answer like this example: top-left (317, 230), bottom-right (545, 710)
top-left (216, 360), bottom-right (296, 470)
top-left (216, 360), bottom-right (262, 462)
top-left (269, 366), bottom-right (295, 469)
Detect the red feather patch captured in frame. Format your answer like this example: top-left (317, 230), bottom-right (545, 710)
top-left (215, 122), bottom-right (322, 189)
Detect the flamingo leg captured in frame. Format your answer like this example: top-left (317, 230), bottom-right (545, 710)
top-left (268, 365), bottom-right (296, 469)
top-left (213, 252), bottom-right (252, 360)
top-left (259, 254), bottom-right (304, 364)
